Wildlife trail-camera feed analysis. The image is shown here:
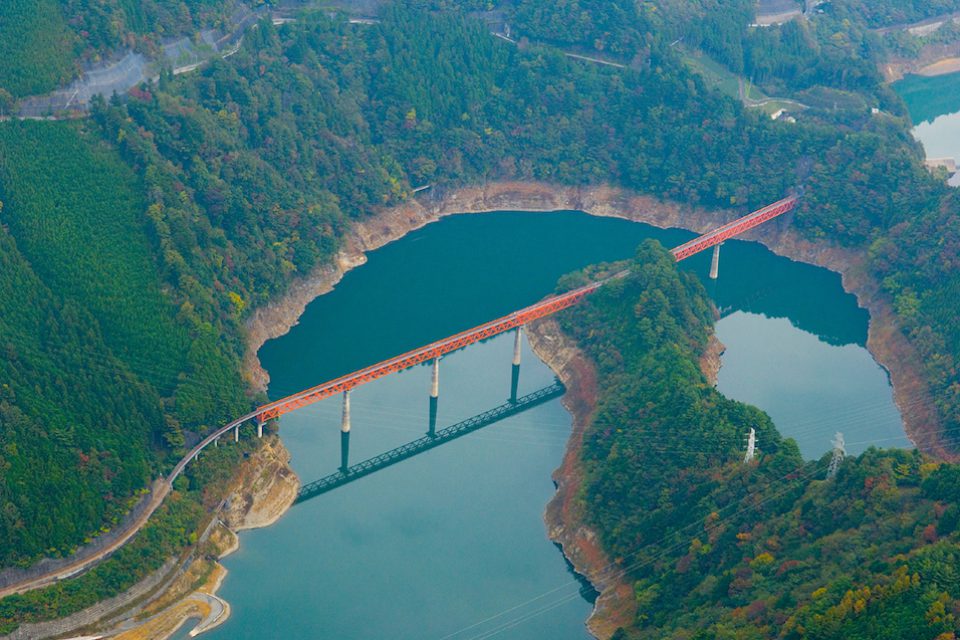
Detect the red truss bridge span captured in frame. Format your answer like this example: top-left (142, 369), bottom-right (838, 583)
top-left (257, 278), bottom-right (605, 421)
top-left (670, 195), bottom-right (798, 261)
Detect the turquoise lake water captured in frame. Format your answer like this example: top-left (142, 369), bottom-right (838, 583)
top-left (201, 210), bottom-right (905, 639)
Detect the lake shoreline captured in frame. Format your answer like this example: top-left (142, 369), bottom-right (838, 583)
top-left (96, 438), bottom-right (298, 640)
top-left (885, 57), bottom-right (960, 82)
top-left (525, 320), bottom-right (726, 639)
top-left (245, 180), bottom-right (942, 460)
top-left (236, 180), bottom-right (942, 639)
top-left (525, 317), bottom-right (634, 638)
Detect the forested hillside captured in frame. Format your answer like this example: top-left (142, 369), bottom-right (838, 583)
top-left (0, 0), bottom-right (244, 98)
top-left (2, 1), bottom-right (960, 632)
top-left (508, 0), bottom-right (960, 105)
top-left (3, 0), bottom-right (957, 573)
top-left (557, 244), bottom-right (960, 639)
top-left (498, 0), bottom-right (960, 534)
top-left (0, 0), bottom-right (76, 98)
top-left (0, 121), bottom-right (247, 566)
top-left (841, 0), bottom-right (960, 27)
top-left (0, 226), bottom-right (158, 565)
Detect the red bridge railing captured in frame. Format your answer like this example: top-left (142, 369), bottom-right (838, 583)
top-left (670, 195), bottom-right (798, 261)
top-left (257, 279), bottom-right (606, 420)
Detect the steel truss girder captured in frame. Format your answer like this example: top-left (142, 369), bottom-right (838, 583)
top-left (257, 284), bottom-right (600, 419)
top-left (256, 195), bottom-right (798, 421)
top-left (670, 196), bottom-right (798, 262)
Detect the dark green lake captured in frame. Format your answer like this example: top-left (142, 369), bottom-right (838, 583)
top-left (203, 210), bottom-right (906, 639)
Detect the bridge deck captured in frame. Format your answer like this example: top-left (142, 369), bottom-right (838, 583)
top-left (257, 281), bottom-right (606, 419)
top-left (256, 194), bottom-right (798, 420)
top-left (669, 195), bottom-right (798, 261)
top-left (170, 192), bottom-right (800, 479)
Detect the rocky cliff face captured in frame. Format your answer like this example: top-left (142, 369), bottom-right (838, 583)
top-left (526, 318), bottom-right (634, 639)
top-left (221, 436), bottom-right (300, 532)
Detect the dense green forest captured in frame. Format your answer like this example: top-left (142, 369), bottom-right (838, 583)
top-left (2, 0), bottom-right (960, 633)
top-left (0, 0), bottom-right (955, 574)
top-left (507, 0), bottom-right (960, 105)
top-left (0, 121), bottom-right (247, 566)
top-left (0, 0), bottom-right (76, 98)
top-left (557, 244), bottom-right (960, 639)
top-left (0, 429), bottom-right (264, 634)
top-left (840, 0), bottom-right (960, 28)
top-left (63, 0), bottom-right (246, 53)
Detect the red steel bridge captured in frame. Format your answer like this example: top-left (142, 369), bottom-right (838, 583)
top-left (170, 193), bottom-right (798, 482)
top-left (670, 195), bottom-right (798, 260)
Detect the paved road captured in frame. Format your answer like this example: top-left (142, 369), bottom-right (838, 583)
top-left (17, 4), bottom-right (268, 117)
top-left (0, 482), bottom-right (171, 599)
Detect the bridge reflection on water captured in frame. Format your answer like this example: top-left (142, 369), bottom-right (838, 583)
top-left (295, 380), bottom-right (565, 504)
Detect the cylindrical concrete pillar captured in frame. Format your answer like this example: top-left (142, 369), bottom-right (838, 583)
top-left (709, 243), bottom-right (721, 280)
top-left (513, 326), bottom-right (523, 366)
top-left (341, 390), bottom-right (351, 433)
top-left (430, 358), bottom-right (440, 399)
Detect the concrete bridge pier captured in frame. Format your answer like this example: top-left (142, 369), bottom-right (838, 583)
top-left (256, 416), bottom-right (264, 438)
top-left (431, 357), bottom-right (440, 398)
top-left (511, 326), bottom-right (523, 403)
top-left (341, 390), bottom-right (351, 473)
top-left (429, 358), bottom-right (439, 437)
top-left (234, 425), bottom-right (239, 442)
top-left (709, 243), bottom-right (722, 280)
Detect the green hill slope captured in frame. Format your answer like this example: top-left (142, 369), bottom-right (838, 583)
top-left (556, 244), bottom-right (960, 639)
top-left (0, 223), bottom-right (159, 564)
top-left (0, 121), bottom-right (246, 566)
top-left (0, 0), bottom-right (76, 98)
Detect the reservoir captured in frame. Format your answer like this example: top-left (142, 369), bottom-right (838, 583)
top-left (205, 210), bottom-right (907, 639)
top-left (894, 72), bottom-right (960, 186)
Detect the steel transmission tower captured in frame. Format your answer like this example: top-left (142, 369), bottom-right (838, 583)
top-left (827, 432), bottom-right (846, 479)
top-left (744, 428), bottom-right (757, 463)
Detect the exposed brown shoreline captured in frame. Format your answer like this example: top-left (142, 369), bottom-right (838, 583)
top-left (239, 180), bottom-right (945, 640)
top-left (883, 49), bottom-right (960, 82)
top-left (98, 438), bottom-right (298, 639)
top-left (525, 317), bottom-right (636, 637)
top-left (244, 180), bottom-right (943, 460)
top-left (525, 321), bottom-right (726, 638)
